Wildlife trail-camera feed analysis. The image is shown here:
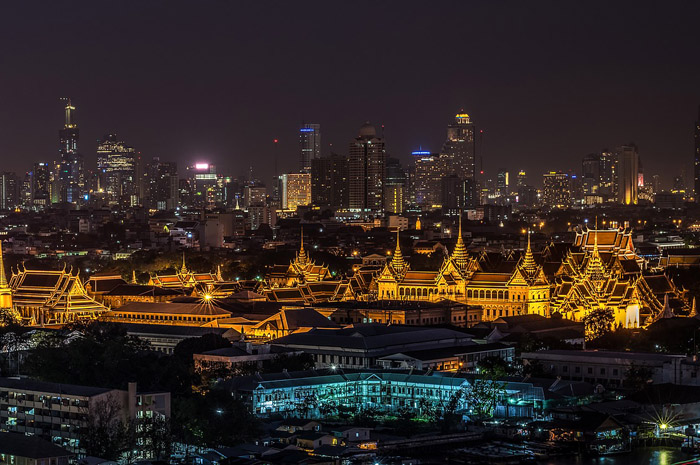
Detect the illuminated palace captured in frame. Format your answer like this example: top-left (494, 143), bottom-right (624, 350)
top-left (377, 221), bottom-right (551, 320)
top-left (265, 230), bottom-right (331, 288)
top-left (376, 222), bottom-right (686, 327)
top-left (148, 253), bottom-right (220, 289)
top-left (8, 263), bottom-right (108, 325)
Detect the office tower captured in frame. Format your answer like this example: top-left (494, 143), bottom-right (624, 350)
top-left (582, 153), bottom-right (601, 194)
top-left (185, 163), bottom-right (220, 209)
top-left (311, 153), bottom-right (349, 208)
top-left (441, 175), bottom-right (465, 215)
top-left (651, 174), bottom-right (661, 194)
top-left (348, 122), bottom-right (386, 213)
top-left (516, 170), bottom-right (527, 188)
top-left (19, 172), bottom-right (32, 209)
top-left (695, 106), bottom-right (700, 199)
top-left (244, 185), bottom-right (267, 210)
top-left (518, 185), bottom-right (538, 207)
top-left (542, 172), bottom-right (571, 208)
top-left (569, 173), bottom-right (584, 205)
top-left (299, 123), bottom-right (321, 173)
top-left (599, 150), bottom-right (615, 196)
top-left (96, 134), bottom-right (137, 207)
top-left (147, 158), bottom-right (179, 210)
top-left (442, 112), bottom-right (476, 203)
top-left (413, 151), bottom-right (446, 210)
top-left (58, 98), bottom-right (84, 204)
top-left (383, 157), bottom-right (407, 214)
top-left (496, 169), bottom-right (508, 197)
top-left (0, 172), bottom-right (17, 210)
top-left (616, 144), bottom-right (639, 205)
top-left (280, 173), bottom-right (311, 211)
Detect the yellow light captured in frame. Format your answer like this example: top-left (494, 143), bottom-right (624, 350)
top-left (455, 113), bottom-right (470, 118)
top-left (203, 294), bottom-right (212, 301)
top-left (660, 423), bottom-right (668, 430)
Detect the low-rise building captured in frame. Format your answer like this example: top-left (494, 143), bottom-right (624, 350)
top-left (0, 432), bottom-right (73, 465)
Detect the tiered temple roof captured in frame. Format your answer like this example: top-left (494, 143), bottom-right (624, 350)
top-left (265, 229), bottom-right (331, 288)
top-left (9, 264), bottom-right (108, 325)
top-left (148, 253), bottom-right (219, 289)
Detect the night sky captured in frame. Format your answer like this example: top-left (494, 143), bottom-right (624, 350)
top-left (2, 1), bottom-right (700, 188)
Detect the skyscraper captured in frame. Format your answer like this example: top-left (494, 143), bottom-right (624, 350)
top-left (616, 144), bottom-right (639, 205)
top-left (146, 158), bottom-right (179, 210)
top-left (542, 171), bottom-right (571, 208)
top-left (280, 173), bottom-right (311, 211)
top-left (97, 134), bottom-right (137, 207)
top-left (442, 112), bottom-right (476, 203)
top-left (0, 172), bottom-right (17, 210)
top-left (348, 122), bottom-right (386, 213)
top-left (695, 106), bottom-right (700, 200)
top-left (299, 123), bottom-right (321, 173)
top-left (311, 153), bottom-right (349, 208)
top-left (58, 98), bottom-right (84, 204)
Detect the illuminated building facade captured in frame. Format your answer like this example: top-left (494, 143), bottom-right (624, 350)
top-left (442, 112), bottom-right (476, 207)
top-left (348, 122), bottom-right (386, 213)
top-left (542, 171), bottom-right (571, 208)
top-left (185, 163), bottom-right (220, 209)
top-left (616, 144), bottom-right (639, 205)
top-left (30, 162), bottom-right (50, 209)
top-left (412, 151), bottom-right (447, 210)
top-left (280, 172), bottom-right (311, 211)
top-left (0, 172), bottom-right (17, 210)
top-left (299, 123), bottom-right (321, 173)
top-left (97, 134), bottom-right (137, 207)
top-left (58, 99), bottom-right (84, 204)
top-left (148, 254), bottom-right (219, 288)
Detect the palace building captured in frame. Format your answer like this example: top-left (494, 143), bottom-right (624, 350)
top-left (9, 264), bottom-right (108, 325)
top-left (376, 221), bottom-right (686, 327)
top-left (377, 220), bottom-right (550, 321)
top-left (148, 253), bottom-right (219, 288)
top-left (265, 230), bottom-right (331, 288)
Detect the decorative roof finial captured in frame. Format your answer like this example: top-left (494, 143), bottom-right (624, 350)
top-left (0, 242), bottom-right (7, 289)
top-left (391, 228), bottom-right (406, 272)
top-left (180, 251), bottom-right (188, 275)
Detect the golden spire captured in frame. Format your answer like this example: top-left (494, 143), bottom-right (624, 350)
top-left (451, 212), bottom-right (469, 270)
top-left (391, 228), bottom-right (407, 272)
top-left (297, 227), bottom-right (308, 266)
top-left (131, 270), bottom-right (137, 284)
top-left (216, 264), bottom-right (223, 281)
top-left (691, 297), bottom-right (697, 318)
top-left (521, 230), bottom-right (537, 273)
top-left (0, 241), bottom-right (7, 289)
top-left (180, 251), bottom-right (188, 275)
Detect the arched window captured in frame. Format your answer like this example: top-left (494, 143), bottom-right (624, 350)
top-left (486, 290), bottom-right (492, 300)
top-left (467, 290), bottom-right (472, 298)
top-left (479, 290), bottom-right (485, 299)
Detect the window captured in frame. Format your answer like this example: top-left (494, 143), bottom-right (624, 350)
top-left (587, 367), bottom-right (593, 374)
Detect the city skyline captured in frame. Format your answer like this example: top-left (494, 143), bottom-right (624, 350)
top-left (1, 2), bottom-right (700, 187)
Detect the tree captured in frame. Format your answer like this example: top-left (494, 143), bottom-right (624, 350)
top-left (465, 363), bottom-right (507, 421)
top-left (624, 363), bottom-right (654, 391)
top-left (583, 307), bottom-right (615, 341)
top-left (81, 394), bottom-right (128, 460)
top-left (263, 353), bottom-right (315, 373)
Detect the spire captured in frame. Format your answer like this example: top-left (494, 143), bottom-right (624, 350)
top-left (0, 242), bottom-right (7, 289)
top-left (391, 228), bottom-right (407, 272)
top-left (180, 252), bottom-right (188, 275)
top-left (131, 270), bottom-right (137, 284)
top-left (521, 230), bottom-right (537, 273)
top-left (216, 264), bottom-right (223, 281)
top-left (690, 297), bottom-right (697, 318)
top-left (660, 293), bottom-right (675, 319)
top-left (451, 212), bottom-right (469, 270)
top-left (297, 227), bottom-right (308, 266)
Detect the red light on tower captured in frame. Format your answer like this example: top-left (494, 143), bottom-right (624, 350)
top-left (273, 139), bottom-right (278, 143)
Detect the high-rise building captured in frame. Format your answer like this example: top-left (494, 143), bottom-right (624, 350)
top-left (57, 98), bottom-right (84, 204)
top-left (516, 170), bottom-right (527, 188)
top-left (616, 144), bottom-right (639, 205)
top-left (185, 163), bottom-right (221, 209)
top-left (348, 122), bottom-right (386, 213)
top-left (496, 169), bottom-right (508, 197)
top-left (97, 134), bottom-right (137, 207)
top-left (442, 112), bottom-right (476, 204)
top-left (147, 158), bottom-right (179, 210)
top-left (441, 175), bottom-right (465, 215)
top-left (582, 153), bottom-right (601, 194)
top-left (0, 172), bottom-right (17, 210)
top-left (244, 185), bottom-right (267, 210)
top-left (299, 123), bottom-right (321, 173)
top-left (383, 157), bottom-right (407, 214)
top-left (280, 173), bottom-right (311, 211)
top-left (412, 151), bottom-right (446, 210)
top-left (311, 153), bottom-right (349, 208)
top-left (695, 106), bottom-right (700, 200)
top-left (542, 171), bottom-right (570, 208)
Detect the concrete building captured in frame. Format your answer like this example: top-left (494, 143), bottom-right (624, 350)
top-left (348, 122), bottom-right (386, 213)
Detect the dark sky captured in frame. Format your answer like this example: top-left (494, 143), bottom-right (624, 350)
top-left (2, 1), bottom-right (700, 188)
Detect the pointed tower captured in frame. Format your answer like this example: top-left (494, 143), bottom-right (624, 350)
top-left (0, 242), bottom-right (12, 309)
top-left (660, 293), bottom-right (675, 319)
top-left (131, 270), bottom-right (137, 284)
top-left (296, 227), bottom-right (308, 267)
top-left (180, 252), bottom-right (188, 275)
top-left (521, 230), bottom-right (537, 275)
top-left (690, 297), bottom-right (697, 318)
top-left (216, 264), bottom-right (223, 282)
top-left (450, 212), bottom-right (470, 271)
top-left (391, 228), bottom-right (407, 273)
